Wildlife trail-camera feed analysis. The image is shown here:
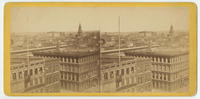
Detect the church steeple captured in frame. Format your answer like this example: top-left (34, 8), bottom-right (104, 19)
top-left (75, 24), bottom-right (83, 50)
top-left (169, 25), bottom-right (174, 36)
top-left (78, 24), bottom-right (82, 35)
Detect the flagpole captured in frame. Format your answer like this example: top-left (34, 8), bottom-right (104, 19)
top-left (99, 24), bottom-right (102, 93)
top-left (25, 16), bottom-right (30, 89)
top-left (118, 16), bottom-right (121, 66)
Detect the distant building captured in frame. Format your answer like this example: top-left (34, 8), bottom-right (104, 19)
top-left (75, 24), bottom-right (100, 49)
top-left (125, 49), bottom-right (189, 92)
top-left (100, 55), bottom-right (152, 92)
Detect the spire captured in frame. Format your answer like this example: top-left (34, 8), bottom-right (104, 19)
top-left (167, 24), bottom-right (174, 41)
top-left (169, 25), bottom-right (174, 36)
top-left (78, 24), bottom-right (82, 35)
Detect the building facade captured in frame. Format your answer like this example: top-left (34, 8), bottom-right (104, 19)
top-left (10, 56), bottom-right (61, 93)
top-left (33, 51), bottom-right (100, 92)
top-left (125, 50), bottom-right (189, 92)
top-left (43, 58), bottom-right (61, 92)
top-left (100, 55), bottom-right (152, 93)
top-left (10, 56), bottom-right (46, 93)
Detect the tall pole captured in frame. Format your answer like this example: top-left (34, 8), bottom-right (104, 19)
top-left (118, 16), bottom-right (121, 66)
top-left (25, 15), bottom-right (29, 73)
top-left (99, 25), bottom-right (101, 93)
top-left (25, 16), bottom-right (31, 90)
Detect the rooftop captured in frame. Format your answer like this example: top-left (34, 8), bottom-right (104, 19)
top-left (33, 50), bottom-right (99, 58)
top-left (101, 54), bottom-right (134, 65)
top-left (10, 56), bottom-right (43, 65)
top-left (125, 47), bottom-right (188, 58)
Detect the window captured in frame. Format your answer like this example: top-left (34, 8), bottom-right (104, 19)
top-left (72, 74), bottom-right (75, 81)
top-left (12, 73), bottom-right (17, 80)
top-left (104, 73), bottom-right (108, 80)
top-left (131, 67), bottom-right (134, 73)
top-left (76, 74), bottom-right (79, 81)
top-left (65, 73), bottom-right (67, 80)
top-left (160, 74), bottom-right (162, 80)
top-left (76, 58), bottom-right (78, 63)
top-left (18, 72), bottom-right (22, 79)
top-left (121, 69), bottom-right (124, 75)
top-left (110, 71), bottom-right (114, 78)
top-left (61, 73), bottom-right (63, 79)
top-left (168, 58), bottom-right (170, 63)
top-left (35, 68), bottom-right (38, 75)
top-left (116, 70), bottom-right (120, 76)
top-left (69, 66), bottom-right (71, 72)
top-left (39, 67), bottom-right (43, 73)
top-left (152, 73), bottom-right (155, 79)
top-left (30, 69), bottom-right (33, 76)
top-left (126, 68), bottom-right (129, 74)
top-left (164, 75), bottom-right (166, 80)
top-left (68, 73), bottom-right (71, 80)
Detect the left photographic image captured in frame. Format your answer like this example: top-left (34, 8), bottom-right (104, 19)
top-left (10, 7), bottom-right (101, 93)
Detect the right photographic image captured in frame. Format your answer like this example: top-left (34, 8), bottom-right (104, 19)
top-left (99, 7), bottom-right (189, 93)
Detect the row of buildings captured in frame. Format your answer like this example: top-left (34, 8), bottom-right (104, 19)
top-left (10, 24), bottom-right (189, 93)
top-left (11, 49), bottom-right (189, 93)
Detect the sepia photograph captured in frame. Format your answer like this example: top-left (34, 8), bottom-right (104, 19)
top-left (9, 5), bottom-right (190, 94)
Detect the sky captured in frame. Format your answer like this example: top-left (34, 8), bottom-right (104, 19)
top-left (10, 7), bottom-right (189, 33)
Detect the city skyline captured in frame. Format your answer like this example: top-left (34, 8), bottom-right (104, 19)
top-left (11, 7), bottom-right (189, 33)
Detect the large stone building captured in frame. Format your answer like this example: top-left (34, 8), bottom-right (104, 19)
top-left (125, 49), bottom-right (189, 92)
top-left (33, 50), bottom-right (100, 92)
top-left (100, 55), bottom-right (152, 92)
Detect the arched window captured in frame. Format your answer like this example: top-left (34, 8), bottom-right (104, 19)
top-left (12, 73), bottom-right (17, 80)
